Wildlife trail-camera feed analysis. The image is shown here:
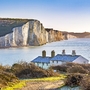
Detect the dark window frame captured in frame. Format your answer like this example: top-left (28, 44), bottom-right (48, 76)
top-left (42, 62), bottom-right (44, 65)
top-left (57, 61), bottom-right (58, 63)
top-left (52, 61), bottom-right (54, 63)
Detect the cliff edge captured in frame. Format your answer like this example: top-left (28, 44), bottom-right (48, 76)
top-left (0, 18), bottom-right (64, 47)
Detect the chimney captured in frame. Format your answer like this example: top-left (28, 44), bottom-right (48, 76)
top-left (62, 50), bottom-right (65, 55)
top-left (72, 50), bottom-right (76, 56)
top-left (42, 50), bottom-right (46, 57)
top-left (51, 50), bottom-right (55, 57)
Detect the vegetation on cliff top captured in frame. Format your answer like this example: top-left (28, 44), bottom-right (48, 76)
top-left (0, 18), bottom-right (38, 37)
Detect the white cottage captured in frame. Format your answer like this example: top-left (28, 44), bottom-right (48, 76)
top-left (31, 50), bottom-right (89, 69)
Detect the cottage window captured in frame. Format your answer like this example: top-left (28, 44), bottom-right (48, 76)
top-left (57, 61), bottom-right (58, 63)
top-left (84, 61), bottom-right (86, 64)
top-left (42, 63), bottom-right (44, 65)
top-left (52, 61), bottom-right (54, 63)
top-left (37, 63), bottom-right (39, 66)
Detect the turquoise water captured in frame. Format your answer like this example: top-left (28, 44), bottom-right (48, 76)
top-left (0, 38), bottom-right (90, 65)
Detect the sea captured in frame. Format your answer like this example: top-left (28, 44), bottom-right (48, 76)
top-left (0, 38), bottom-right (90, 65)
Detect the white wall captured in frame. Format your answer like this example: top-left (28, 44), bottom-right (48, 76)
top-left (73, 56), bottom-right (89, 64)
top-left (50, 60), bottom-right (63, 66)
top-left (34, 62), bottom-right (50, 69)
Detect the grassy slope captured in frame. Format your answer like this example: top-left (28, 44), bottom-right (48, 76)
top-left (0, 18), bottom-right (35, 37)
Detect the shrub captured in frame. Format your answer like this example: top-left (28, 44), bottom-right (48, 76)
top-left (65, 73), bottom-right (83, 87)
top-left (80, 75), bottom-right (90, 90)
top-left (80, 64), bottom-right (90, 73)
top-left (67, 65), bottom-right (89, 74)
top-left (0, 64), bottom-right (6, 71)
top-left (51, 63), bottom-right (90, 74)
top-left (51, 65), bottom-right (68, 72)
top-left (11, 62), bottom-right (59, 79)
top-left (0, 71), bottom-right (18, 88)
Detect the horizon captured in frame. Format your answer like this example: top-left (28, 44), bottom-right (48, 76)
top-left (0, 0), bottom-right (90, 32)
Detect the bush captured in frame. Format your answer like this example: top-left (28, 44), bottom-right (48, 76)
top-left (80, 64), bottom-right (90, 73)
top-left (0, 64), bottom-right (19, 88)
top-left (11, 62), bottom-right (59, 79)
top-left (51, 63), bottom-right (90, 74)
top-left (0, 64), bottom-right (6, 71)
top-left (67, 65), bottom-right (89, 74)
top-left (51, 65), bottom-right (68, 72)
top-left (65, 73), bottom-right (83, 87)
top-left (0, 71), bottom-right (18, 88)
top-left (80, 75), bottom-right (90, 90)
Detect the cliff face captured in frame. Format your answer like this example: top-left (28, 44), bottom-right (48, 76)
top-left (85, 35), bottom-right (90, 38)
top-left (45, 28), bottom-right (64, 42)
top-left (61, 32), bottom-right (77, 40)
top-left (62, 32), bottom-right (90, 38)
top-left (66, 34), bottom-right (77, 39)
top-left (0, 19), bottom-right (63, 47)
top-left (0, 20), bottom-right (48, 47)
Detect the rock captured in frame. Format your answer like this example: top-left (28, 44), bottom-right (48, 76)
top-left (66, 34), bottom-right (77, 39)
top-left (61, 32), bottom-right (77, 40)
top-left (85, 35), bottom-right (90, 38)
top-left (45, 28), bottom-right (64, 42)
top-left (0, 20), bottom-right (64, 47)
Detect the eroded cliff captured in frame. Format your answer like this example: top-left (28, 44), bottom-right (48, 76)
top-left (45, 28), bottom-right (64, 42)
top-left (0, 19), bottom-right (64, 47)
top-left (62, 31), bottom-right (90, 39)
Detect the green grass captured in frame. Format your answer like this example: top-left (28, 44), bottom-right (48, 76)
top-left (1, 74), bottom-right (66, 90)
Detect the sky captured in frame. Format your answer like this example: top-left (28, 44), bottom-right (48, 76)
top-left (0, 0), bottom-right (90, 32)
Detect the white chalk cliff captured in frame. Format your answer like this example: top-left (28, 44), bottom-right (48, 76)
top-left (67, 34), bottom-right (77, 39)
top-left (0, 20), bottom-right (63, 47)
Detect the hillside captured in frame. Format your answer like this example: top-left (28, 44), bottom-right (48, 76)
top-left (0, 18), bottom-right (32, 37)
top-left (69, 32), bottom-right (90, 38)
top-left (62, 31), bottom-right (90, 38)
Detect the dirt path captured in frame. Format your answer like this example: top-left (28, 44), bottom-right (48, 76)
top-left (18, 80), bottom-right (64, 90)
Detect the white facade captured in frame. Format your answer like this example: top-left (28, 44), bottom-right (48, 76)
top-left (35, 62), bottom-right (50, 69)
top-left (50, 60), bottom-right (63, 66)
top-left (73, 56), bottom-right (89, 64)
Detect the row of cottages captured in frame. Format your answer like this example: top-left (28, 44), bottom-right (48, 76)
top-left (31, 50), bottom-right (89, 69)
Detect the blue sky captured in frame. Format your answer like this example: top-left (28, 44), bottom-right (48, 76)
top-left (0, 0), bottom-right (90, 32)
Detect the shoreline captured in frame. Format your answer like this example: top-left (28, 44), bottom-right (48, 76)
top-left (0, 40), bottom-right (63, 49)
top-left (0, 45), bottom-right (39, 49)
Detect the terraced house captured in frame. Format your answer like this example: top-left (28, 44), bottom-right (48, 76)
top-left (31, 50), bottom-right (89, 69)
